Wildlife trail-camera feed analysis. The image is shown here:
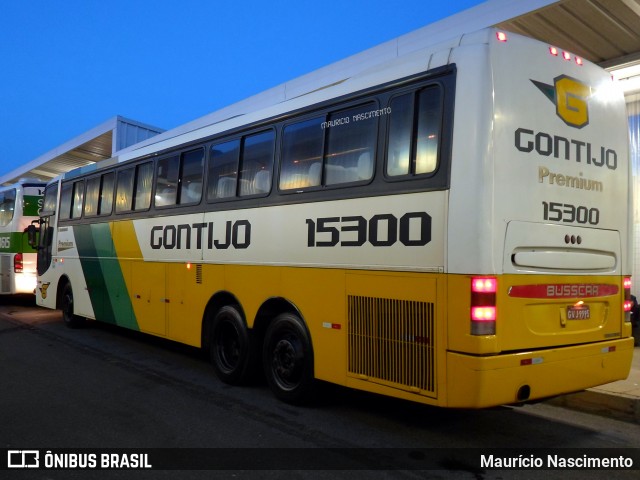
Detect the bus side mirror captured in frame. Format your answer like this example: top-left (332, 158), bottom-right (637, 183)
top-left (25, 223), bottom-right (39, 249)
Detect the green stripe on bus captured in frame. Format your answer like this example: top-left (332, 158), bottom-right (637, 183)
top-left (0, 232), bottom-right (37, 254)
top-left (74, 224), bottom-right (139, 330)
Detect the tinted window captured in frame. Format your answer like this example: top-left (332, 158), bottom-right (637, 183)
top-left (155, 155), bottom-right (179, 207)
top-left (207, 140), bottom-right (239, 200)
top-left (279, 117), bottom-right (324, 190)
top-left (100, 173), bottom-right (115, 215)
top-left (85, 173), bottom-right (115, 217)
top-left (84, 177), bottom-right (101, 217)
top-left (386, 86), bottom-right (442, 177)
top-left (115, 168), bottom-right (134, 213)
top-left (324, 104), bottom-right (377, 185)
top-left (239, 131), bottom-right (274, 196)
top-left (59, 183), bottom-right (73, 220)
top-left (179, 149), bottom-right (204, 204)
top-left (0, 189), bottom-right (16, 227)
top-left (42, 184), bottom-right (58, 216)
top-left (134, 162), bottom-right (153, 211)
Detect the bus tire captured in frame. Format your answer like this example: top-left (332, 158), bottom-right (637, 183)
top-left (209, 305), bottom-right (255, 385)
top-left (263, 312), bottom-right (315, 404)
top-left (61, 283), bottom-right (85, 329)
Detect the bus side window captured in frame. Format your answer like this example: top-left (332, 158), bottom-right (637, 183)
top-left (100, 173), bottom-right (115, 215)
top-left (115, 168), bottom-right (134, 213)
top-left (155, 155), bottom-right (180, 207)
top-left (239, 130), bottom-right (274, 196)
top-left (84, 177), bottom-right (101, 217)
top-left (207, 140), bottom-right (240, 200)
top-left (324, 103), bottom-right (377, 185)
top-left (71, 181), bottom-right (84, 219)
top-left (386, 86), bottom-right (442, 177)
top-left (280, 117), bottom-right (323, 190)
top-left (59, 183), bottom-right (73, 220)
top-left (134, 162), bottom-right (153, 211)
top-left (179, 148), bottom-right (204, 204)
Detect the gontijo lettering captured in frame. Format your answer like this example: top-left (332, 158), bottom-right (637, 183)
top-left (150, 220), bottom-right (251, 250)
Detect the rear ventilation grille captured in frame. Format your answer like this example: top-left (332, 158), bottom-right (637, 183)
top-left (348, 296), bottom-right (435, 395)
top-left (195, 264), bottom-right (203, 284)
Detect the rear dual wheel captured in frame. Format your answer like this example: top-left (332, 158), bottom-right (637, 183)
top-left (263, 313), bottom-right (315, 404)
top-left (209, 305), bottom-right (256, 385)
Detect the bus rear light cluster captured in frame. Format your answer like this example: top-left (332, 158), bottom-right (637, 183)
top-left (471, 276), bottom-right (497, 335)
top-left (14, 253), bottom-right (23, 273)
top-left (623, 277), bottom-right (632, 321)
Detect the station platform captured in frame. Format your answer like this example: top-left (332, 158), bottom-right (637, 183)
top-left (546, 344), bottom-right (640, 424)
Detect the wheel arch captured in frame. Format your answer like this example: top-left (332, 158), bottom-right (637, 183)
top-left (55, 275), bottom-right (71, 310)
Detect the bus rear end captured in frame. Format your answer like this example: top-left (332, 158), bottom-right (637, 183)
top-left (446, 30), bottom-right (633, 407)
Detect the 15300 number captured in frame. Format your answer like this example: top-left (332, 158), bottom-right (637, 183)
top-left (542, 201), bottom-right (600, 225)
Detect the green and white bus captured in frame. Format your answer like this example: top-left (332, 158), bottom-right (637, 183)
top-left (0, 180), bottom-right (45, 294)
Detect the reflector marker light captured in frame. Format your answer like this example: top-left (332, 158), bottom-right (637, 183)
top-left (623, 277), bottom-right (632, 314)
top-left (549, 46), bottom-right (558, 56)
top-left (496, 31), bottom-right (508, 42)
top-left (562, 51), bottom-right (572, 61)
top-left (575, 56), bottom-right (583, 66)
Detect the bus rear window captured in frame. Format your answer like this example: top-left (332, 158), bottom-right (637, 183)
top-left (0, 189), bottom-right (16, 226)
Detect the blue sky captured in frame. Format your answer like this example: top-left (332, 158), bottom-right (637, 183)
top-left (0, 0), bottom-right (484, 176)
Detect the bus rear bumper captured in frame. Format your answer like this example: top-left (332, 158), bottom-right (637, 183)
top-left (446, 337), bottom-right (634, 408)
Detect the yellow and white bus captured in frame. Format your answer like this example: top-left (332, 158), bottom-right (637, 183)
top-left (30, 28), bottom-right (634, 407)
top-left (0, 180), bottom-right (45, 294)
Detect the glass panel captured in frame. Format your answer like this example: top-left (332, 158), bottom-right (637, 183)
top-left (71, 182), bottom-right (84, 219)
top-left (84, 177), bottom-right (100, 217)
top-left (280, 117), bottom-right (323, 190)
top-left (42, 184), bottom-right (58, 216)
top-left (116, 168), bottom-right (134, 213)
top-left (155, 155), bottom-right (179, 207)
top-left (0, 189), bottom-right (15, 226)
top-left (325, 104), bottom-right (377, 185)
top-left (100, 173), bottom-right (115, 215)
top-left (386, 93), bottom-right (413, 177)
top-left (415, 87), bottom-right (441, 174)
top-left (179, 148), bottom-right (204, 204)
top-left (59, 183), bottom-right (73, 220)
top-left (207, 140), bottom-right (239, 200)
top-left (239, 131), bottom-right (274, 196)
top-left (134, 162), bottom-right (153, 211)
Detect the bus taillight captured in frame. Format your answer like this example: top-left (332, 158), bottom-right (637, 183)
top-left (471, 277), bottom-right (497, 335)
top-left (14, 253), bottom-right (23, 273)
top-left (623, 277), bottom-right (632, 321)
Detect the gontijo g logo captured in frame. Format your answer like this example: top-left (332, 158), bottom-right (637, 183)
top-left (532, 75), bottom-right (591, 129)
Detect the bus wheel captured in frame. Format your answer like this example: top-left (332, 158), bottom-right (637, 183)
top-left (210, 305), bottom-right (254, 385)
top-left (61, 283), bottom-right (84, 329)
top-left (263, 313), bottom-right (315, 404)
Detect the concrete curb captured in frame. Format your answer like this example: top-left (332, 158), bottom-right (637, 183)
top-left (546, 390), bottom-right (640, 424)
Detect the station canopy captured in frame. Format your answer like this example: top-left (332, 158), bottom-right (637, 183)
top-left (1, 0), bottom-right (638, 186)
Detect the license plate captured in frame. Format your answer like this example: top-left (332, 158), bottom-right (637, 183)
top-left (567, 305), bottom-right (590, 320)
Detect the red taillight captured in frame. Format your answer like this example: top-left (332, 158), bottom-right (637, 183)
top-left (471, 276), bottom-right (497, 335)
top-left (549, 46), bottom-right (558, 56)
top-left (496, 31), bottom-right (508, 42)
top-left (562, 51), bottom-right (571, 61)
top-left (575, 56), bottom-right (583, 66)
top-left (623, 277), bottom-right (632, 315)
top-left (14, 253), bottom-right (23, 273)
